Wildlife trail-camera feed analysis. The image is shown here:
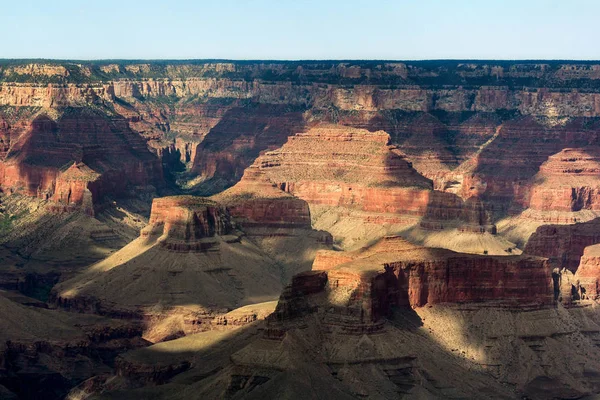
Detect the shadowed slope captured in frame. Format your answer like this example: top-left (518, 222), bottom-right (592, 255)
top-left (51, 196), bottom-right (300, 341)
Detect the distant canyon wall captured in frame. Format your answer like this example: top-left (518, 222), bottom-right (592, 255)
top-left (2, 61), bottom-right (600, 116)
top-left (3, 60), bottom-right (600, 213)
top-left (2, 79), bottom-right (600, 118)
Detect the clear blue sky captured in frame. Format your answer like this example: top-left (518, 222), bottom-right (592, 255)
top-left (3, 0), bottom-right (599, 60)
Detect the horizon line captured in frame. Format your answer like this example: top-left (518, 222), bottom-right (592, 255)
top-left (2, 58), bottom-right (600, 63)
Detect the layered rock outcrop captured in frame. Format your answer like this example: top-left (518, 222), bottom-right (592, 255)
top-left (230, 124), bottom-right (495, 234)
top-left (48, 162), bottom-right (99, 215)
top-left (524, 218), bottom-right (600, 272)
top-left (550, 245), bottom-right (600, 304)
top-left (212, 166), bottom-right (334, 281)
top-left (458, 117), bottom-right (600, 208)
top-left (3, 61), bottom-right (600, 222)
top-left (213, 165), bottom-right (314, 229)
top-left (190, 104), bottom-right (306, 183)
top-left (140, 196), bottom-right (233, 251)
top-left (574, 244), bottom-right (600, 300)
top-left (4, 61), bottom-right (600, 116)
top-left (271, 236), bottom-right (552, 332)
top-left (527, 148), bottom-right (600, 220)
top-left (0, 108), bottom-right (163, 213)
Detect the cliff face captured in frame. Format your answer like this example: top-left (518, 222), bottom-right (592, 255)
top-left (3, 60), bottom-right (600, 216)
top-left (272, 236), bottom-right (552, 329)
top-left (0, 106), bottom-right (163, 212)
top-left (528, 148), bottom-right (600, 215)
top-left (575, 244), bottom-right (600, 299)
top-left (224, 124), bottom-right (494, 234)
top-left (211, 162), bottom-right (315, 229)
top-left (140, 196), bottom-right (233, 251)
top-left (3, 61), bottom-right (600, 114)
top-left (525, 218), bottom-right (600, 272)
top-left (48, 162), bottom-right (99, 215)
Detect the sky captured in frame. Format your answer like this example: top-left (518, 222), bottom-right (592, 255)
top-left (2, 0), bottom-right (599, 60)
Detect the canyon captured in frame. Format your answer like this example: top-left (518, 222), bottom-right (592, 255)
top-left (3, 60), bottom-right (600, 399)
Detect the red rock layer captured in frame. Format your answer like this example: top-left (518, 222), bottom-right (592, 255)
top-left (255, 125), bottom-right (431, 187)
top-left (301, 108), bottom-right (600, 219)
top-left (312, 252), bottom-right (355, 271)
top-left (224, 196), bottom-right (312, 229)
top-left (271, 236), bottom-right (552, 329)
top-left (170, 103), bottom-right (229, 139)
top-left (191, 104), bottom-right (306, 192)
top-left (6, 63), bottom-right (600, 229)
top-left (234, 125), bottom-right (494, 232)
top-left (212, 165), bottom-right (314, 229)
top-left (0, 116), bottom-right (9, 158)
top-left (48, 162), bottom-right (100, 215)
top-left (528, 148), bottom-right (600, 214)
top-left (304, 107), bottom-right (505, 194)
top-left (464, 117), bottom-right (600, 209)
top-left (141, 196), bottom-right (233, 251)
top-left (574, 244), bottom-right (600, 299)
top-left (524, 218), bottom-right (600, 272)
top-left (4, 63), bottom-right (600, 218)
top-left (0, 109), bottom-right (163, 210)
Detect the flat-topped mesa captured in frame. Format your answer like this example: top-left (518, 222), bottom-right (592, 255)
top-left (51, 194), bottom-right (319, 340)
top-left (268, 236), bottom-right (552, 334)
top-left (141, 196), bottom-right (234, 252)
top-left (527, 148), bottom-right (600, 220)
top-left (241, 124), bottom-right (494, 232)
